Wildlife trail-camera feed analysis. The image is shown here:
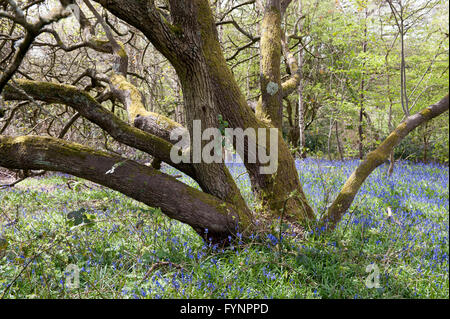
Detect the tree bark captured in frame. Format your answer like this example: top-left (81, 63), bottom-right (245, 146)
top-left (189, 0), bottom-right (315, 221)
top-left (327, 119), bottom-right (335, 161)
top-left (256, 0), bottom-right (283, 128)
top-left (297, 0), bottom-right (306, 158)
top-left (335, 121), bottom-right (344, 161)
top-left (359, 8), bottom-right (368, 160)
top-left (92, 0), bottom-right (316, 222)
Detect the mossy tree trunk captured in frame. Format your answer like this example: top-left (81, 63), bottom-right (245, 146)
top-left (187, 0), bottom-right (315, 221)
top-left (256, 0), bottom-right (283, 128)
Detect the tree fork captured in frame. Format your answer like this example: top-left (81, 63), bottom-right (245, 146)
top-left (194, 0), bottom-right (315, 222)
top-left (90, 0), bottom-right (315, 222)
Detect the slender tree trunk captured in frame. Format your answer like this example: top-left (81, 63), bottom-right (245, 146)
top-left (384, 40), bottom-right (396, 177)
top-left (327, 119), bottom-right (335, 161)
top-left (387, 61), bottom-right (396, 177)
top-left (400, 24), bottom-right (409, 116)
top-left (216, 0), bottom-right (223, 42)
top-left (359, 91), bottom-right (365, 160)
top-left (286, 97), bottom-right (299, 147)
top-left (388, 151), bottom-right (395, 176)
top-left (423, 137), bottom-right (428, 164)
top-left (335, 121), bottom-right (344, 160)
top-left (359, 9), bottom-right (368, 160)
top-left (297, 0), bottom-right (306, 158)
top-left (423, 123), bottom-right (430, 164)
top-left (257, 0), bottom-right (283, 128)
top-left (174, 79), bottom-right (184, 126)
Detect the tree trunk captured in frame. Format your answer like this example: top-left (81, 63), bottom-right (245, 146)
top-left (423, 123), bottom-right (430, 164)
top-left (286, 97), bottom-right (299, 147)
top-left (388, 151), bottom-right (395, 177)
top-left (184, 0), bottom-right (315, 221)
top-left (297, 0), bottom-right (306, 159)
top-left (256, 0), bottom-right (283, 129)
top-left (335, 121), bottom-right (344, 161)
top-left (327, 119), bottom-right (335, 161)
top-left (359, 9), bottom-right (368, 160)
top-left (386, 50), bottom-right (396, 177)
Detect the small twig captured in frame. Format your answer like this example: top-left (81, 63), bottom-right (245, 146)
top-left (278, 195), bottom-right (292, 263)
top-left (140, 261), bottom-right (183, 284)
top-left (0, 170), bottom-right (45, 188)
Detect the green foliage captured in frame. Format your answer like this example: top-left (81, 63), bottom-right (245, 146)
top-left (277, 0), bottom-right (449, 162)
top-left (304, 132), bottom-right (327, 154)
top-left (66, 208), bottom-right (97, 228)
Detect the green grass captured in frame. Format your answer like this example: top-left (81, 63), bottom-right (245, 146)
top-left (0, 159), bottom-right (448, 299)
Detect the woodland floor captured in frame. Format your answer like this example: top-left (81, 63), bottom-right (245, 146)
top-left (0, 159), bottom-right (448, 299)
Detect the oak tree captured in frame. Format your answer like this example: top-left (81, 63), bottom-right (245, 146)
top-left (0, 0), bottom-right (448, 242)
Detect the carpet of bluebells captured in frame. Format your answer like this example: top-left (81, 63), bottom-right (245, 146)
top-left (0, 159), bottom-right (448, 299)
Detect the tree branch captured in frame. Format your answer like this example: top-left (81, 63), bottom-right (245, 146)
top-left (0, 0), bottom-right (72, 93)
top-left (321, 94), bottom-right (449, 230)
top-left (0, 135), bottom-right (241, 240)
top-left (2, 79), bottom-right (196, 179)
